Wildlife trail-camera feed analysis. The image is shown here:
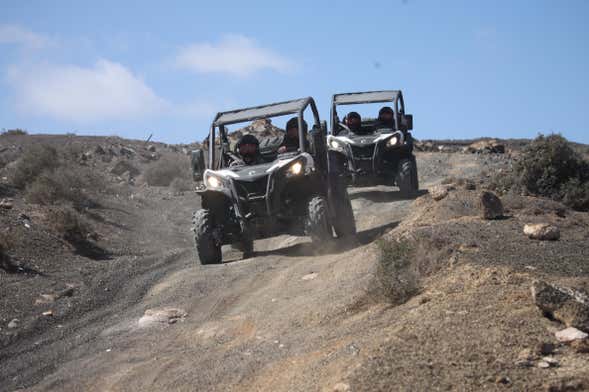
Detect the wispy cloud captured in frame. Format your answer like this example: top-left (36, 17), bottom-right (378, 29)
top-left (0, 24), bottom-right (54, 49)
top-left (6, 60), bottom-right (168, 123)
top-left (175, 34), bottom-right (292, 77)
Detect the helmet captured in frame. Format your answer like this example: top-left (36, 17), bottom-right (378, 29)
top-left (286, 117), bottom-right (308, 133)
top-left (236, 134), bottom-right (260, 163)
top-left (378, 106), bottom-right (394, 119)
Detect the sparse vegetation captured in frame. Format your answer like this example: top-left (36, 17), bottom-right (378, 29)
top-left (1, 129), bottom-right (28, 136)
top-left (9, 144), bottom-right (59, 189)
top-left (145, 156), bottom-right (191, 187)
top-left (375, 239), bottom-right (419, 304)
top-left (48, 206), bottom-right (92, 244)
top-left (491, 134), bottom-right (589, 211)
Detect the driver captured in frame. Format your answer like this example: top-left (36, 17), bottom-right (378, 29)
top-left (278, 117), bottom-right (309, 153)
top-left (233, 134), bottom-right (263, 166)
top-left (377, 106), bottom-right (395, 128)
top-left (345, 111), bottom-right (363, 133)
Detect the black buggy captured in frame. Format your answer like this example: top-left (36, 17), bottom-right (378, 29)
top-left (190, 97), bottom-right (357, 265)
top-left (327, 90), bottom-right (418, 194)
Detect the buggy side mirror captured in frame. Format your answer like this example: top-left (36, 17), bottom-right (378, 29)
top-left (398, 114), bottom-right (413, 131)
top-left (191, 149), bottom-right (206, 181)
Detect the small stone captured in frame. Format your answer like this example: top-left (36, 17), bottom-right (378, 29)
top-left (429, 185), bottom-right (449, 201)
top-left (555, 327), bottom-right (588, 343)
top-left (541, 356), bottom-right (559, 367)
top-left (0, 199), bottom-right (13, 209)
top-left (301, 272), bottom-right (318, 281)
top-left (495, 376), bottom-right (511, 385)
top-left (137, 307), bottom-right (187, 327)
top-left (537, 342), bottom-right (556, 355)
top-left (479, 191), bottom-right (503, 219)
top-left (7, 319), bottom-right (19, 329)
top-left (538, 361), bottom-right (551, 369)
top-left (333, 382), bottom-right (350, 392)
top-left (524, 223), bottom-right (560, 241)
top-left (35, 294), bottom-right (57, 305)
top-left (42, 310), bottom-right (53, 317)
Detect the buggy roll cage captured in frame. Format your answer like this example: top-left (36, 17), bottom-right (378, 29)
top-left (208, 97), bottom-right (321, 169)
top-left (330, 90), bottom-right (406, 133)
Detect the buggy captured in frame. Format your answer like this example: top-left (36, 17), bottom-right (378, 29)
top-left (327, 90), bottom-right (418, 194)
top-left (190, 97), bottom-right (356, 264)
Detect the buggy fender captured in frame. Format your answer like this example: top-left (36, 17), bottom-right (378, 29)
top-left (197, 188), bottom-right (232, 210)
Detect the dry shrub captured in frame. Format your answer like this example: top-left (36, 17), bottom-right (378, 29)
top-left (170, 177), bottom-right (193, 193)
top-left (48, 207), bottom-right (92, 244)
top-left (490, 134), bottom-right (589, 211)
top-left (145, 156), bottom-right (190, 187)
top-left (26, 166), bottom-right (103, 209)
top-left (9, 144), bottom-right (59, 189)
top-left (1, 129), bottom-right (27, 136)
top-left (375, 239), bottom-right (419, 304)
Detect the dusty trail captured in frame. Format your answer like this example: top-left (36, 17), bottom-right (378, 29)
top-left (4, 153), bottom-right (497, 391)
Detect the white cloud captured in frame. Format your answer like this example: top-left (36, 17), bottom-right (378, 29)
top-left (175, 34), bottom-right (292, 77)
top-left (6, 60), bottom-right (168, 123)
top-left (0, 24), bottom-right (53, 49)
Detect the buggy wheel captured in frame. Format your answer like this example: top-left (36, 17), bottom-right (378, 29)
top-left (192, 209), bottom-right (222, 265)
top-left (332, 188), bottom-right (356, 238)
top-left (396, 157), bottom-right (419, 197)
top-left (306, 196), bottom-right (333, 243)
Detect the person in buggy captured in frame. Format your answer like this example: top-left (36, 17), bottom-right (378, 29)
top-left (376, 106), bottom-right (395, 128)
top-left (278, 117), bottom-right (310, 153)
top-left (231, 133), bottom-right (264, 166)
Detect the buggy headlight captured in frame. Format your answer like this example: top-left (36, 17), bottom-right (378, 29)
top-left (290, 161), bottom-right (303, 175)
top-left (205, 174), bottom-right (223, 189)
top-left (387, 135), bottom-right (400, 148)
top-left (328, 136), bottom-right (346, 153)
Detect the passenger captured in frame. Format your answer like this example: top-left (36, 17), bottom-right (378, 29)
top-left (278, 117), bottom-right (309, 153)
top-left (377, 106), bottom-right (395, 129)
top-left (234, 134), bottom-right (263, 166)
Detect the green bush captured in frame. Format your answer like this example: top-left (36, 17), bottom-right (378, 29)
top-left (375, 239), bottom-right (419, 304)
top-left (9, 144), bottom-right (59, 189)
top-left (491, 134), bottom-right (589, 211)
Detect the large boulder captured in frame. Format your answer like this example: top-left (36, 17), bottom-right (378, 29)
top-left (465, 139), bottom-right (505, 154)
top-left (479, 191), bottom-right (503, 219)
top-left (524, 223), bottom-right (560, 240)
top-left (531, 280), bottom-right (589, 332)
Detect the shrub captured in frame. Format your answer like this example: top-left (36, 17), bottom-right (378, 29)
top-left (375, 239), bottom-right (419, 304)
top-left (1, 129), bottom-right (27, 136)
top-left (490, 134), bottom-right (589, 211)
top-left (145, 156), bottom-right (190, 187)
top-left (48, 207), bottom-right (91, 244)
top-left (26, 166), bottom-right (103, 209)
top-left (9, 144), bottom-right (59, 189)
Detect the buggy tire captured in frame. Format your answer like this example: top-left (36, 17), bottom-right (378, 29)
top-left (396, 157), bottom-right (419, 196)
top-left (332, 190), bottom-right (356, 238)
top-left (192, 209), bottom-right (222, 265)
top-left (306, 196), bottom-right (333, 244)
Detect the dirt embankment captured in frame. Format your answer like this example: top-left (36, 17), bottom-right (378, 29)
top-left (1, 134), bottom-right (588, 391)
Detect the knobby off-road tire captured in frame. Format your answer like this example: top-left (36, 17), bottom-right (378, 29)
top-left (396, 157), bottom-right (419, 197)
top-left (192, 209), bottom-right (222, 265)
top-left (306, 196), bottom-right (333, 244)
top-left (332, 190), bottom-right (357, 238)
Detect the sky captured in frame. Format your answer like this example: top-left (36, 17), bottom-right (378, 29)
top-left (1, 0), bottom-right (588, 144)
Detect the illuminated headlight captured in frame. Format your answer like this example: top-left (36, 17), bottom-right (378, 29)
top-left (288, 161), bottom-right (303, 176)
top-left (330, 139), bottom-right (341, 149)
top-left (206, 175), bottom-right (222, 188)
top-left (328, 137), bottom-right (346, 153)
top-left (387, 135), bottom-right (400, 147)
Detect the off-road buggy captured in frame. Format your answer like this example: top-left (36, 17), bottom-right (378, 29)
top-left (190, 97), bottom-right (356, 265)
top-left (327, 90), bottom-right (418, 194)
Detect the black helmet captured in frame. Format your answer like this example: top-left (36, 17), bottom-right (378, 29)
top-left (286, 117), bottom-right (308, 133)
top-left (237, 133), bottom-right (260, 148)
top-left (378, 106), bottom-right (394, 119)
top-left (347, 111), bottom-right (361, 120)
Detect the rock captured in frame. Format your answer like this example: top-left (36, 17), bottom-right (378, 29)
top-left (333, 382), bottom-right (350, 392)
top-left (147, 144), bottom-right (156, 152)
top-left (570, 339), bottom-right (589, 353)
top-left (0, 199), bottom-right (13, 209)
top-left (545, 379), bottom-right (585, 392)
top-left (120, 146), bottom-right (136, 157)
top-left (35, 294), bottom-right (57, 305)
top-left (524, 223), bottom-right (560, 241)
top-left (302, 272), bottom-right (318, 281)
top-left (466, 139), bottom-right (505, 154)
top-left (537, 342), bottom-right (556, 355)
top-left (42, 310), bottom-right (53, 317)
top-left (516, 348), bottom-right (535, 367)
top-left (479, 191), bottom-right (503, 219)
top-left (538, 360), bottom-right (551, 369)
top-left (137, 307), bottom-right (187, 327)
top-left (429, 185), bottom-right (449, 201)
top-left (495, 376), bottom-right (511, 385)
top-left (110, 160), bottom-right (140, 177)
top-left (94, 145), bottom-right (106, 155)
top-left (81, 151), bottom-right (93, 161)
top-left (555, 327), bottom-right (588, 342)
top-left (7, 319), bottom-right (19, 329)
top-left (531, 280), bottom-right (589, 332)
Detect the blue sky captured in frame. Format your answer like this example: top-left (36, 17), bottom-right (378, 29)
top-left (1, 0), bottom-right (588, 144)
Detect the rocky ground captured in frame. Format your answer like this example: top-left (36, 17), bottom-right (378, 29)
top-left (0, 133), bottom-right (588, 391)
